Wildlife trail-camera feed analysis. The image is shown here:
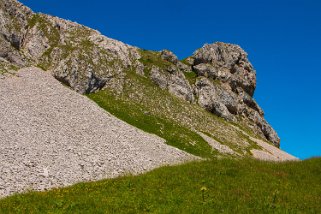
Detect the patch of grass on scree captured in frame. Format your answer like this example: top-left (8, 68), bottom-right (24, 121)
top-left (0, 158), bottom-right (320, 213)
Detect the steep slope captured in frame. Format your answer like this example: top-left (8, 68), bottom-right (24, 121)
top-left (0, 67), bottom-right (196, 198)
top-left (0, 0), bottom-right (293, 157)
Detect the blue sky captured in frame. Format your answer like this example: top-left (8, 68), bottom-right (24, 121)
top-left (20, 0), bottom-right (321, 159)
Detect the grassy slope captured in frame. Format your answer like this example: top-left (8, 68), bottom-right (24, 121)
top-left (87, 55), bottom-right (264, 158)
top-left (88, 88), bottom-right (215, 159)
top-left (1, 158), bottom-right (320, 213)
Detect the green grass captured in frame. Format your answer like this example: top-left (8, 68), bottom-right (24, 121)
top-left (181, 58), bottom-right (191, 66)
top-left (138, 49), bottom-right (173, 72)
top-left (1, 158), bottom-right (320, 213)
top-left (0, 62), bottom-right (19, 75)
top-left (88, 89), bottom-right (215, 158)
top-left (183, 70), bottom-right (198, 85)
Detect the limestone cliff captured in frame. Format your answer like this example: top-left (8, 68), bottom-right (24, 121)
top-left (0, 0), bottom-right (280, 147)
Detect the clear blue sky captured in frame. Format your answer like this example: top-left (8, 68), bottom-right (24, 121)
top-left (20, 0), bottom-right (321, 159)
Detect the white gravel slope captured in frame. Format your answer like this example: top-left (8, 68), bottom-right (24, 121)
top-left (251, 138), bottom-right (299, 161)
top-left (196, 132), bottom-right (235, 155)
top-left (229, 125), bottom-right (298, 161)
top-left (0, 67), bottom-right (196, 198)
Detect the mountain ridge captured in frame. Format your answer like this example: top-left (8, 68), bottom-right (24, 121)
top-left (1, 0), bottom-right (281, 149)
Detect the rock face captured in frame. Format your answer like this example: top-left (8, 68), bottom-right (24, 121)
top-left (193, 43), bottom-right (256, 96)
top-left (0, 0), bottom-right (140, 93)
top-left (0, 0), bottom-right (280, 146)
top-left (0, 0), bottom-right (31, 68)
top-left (190, 43), bottom-right (280, 146)
top-left (147, 43), bottom-right (279, 146)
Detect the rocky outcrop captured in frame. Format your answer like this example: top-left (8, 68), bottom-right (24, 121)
top-left (143, 43), bottom-right (279, 146)
top-left (0, 0), bottom-right (31, 68)
top-left (192, 42), bottom-right (256, 96)
top-left (161, 49), bottom-right (178, 64)
top-left (140, 43), bottom-right (280, 146)
top-left (190, 43), bottom-right (279, 146)
top-left (28, 15), bottom-right (141, 94)
top-left (0, 0), bottom-right (140, 93)
top-left (0, 0), bottom-right (280, 147)
top-left (140, 50), bottom-right (194, 103)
